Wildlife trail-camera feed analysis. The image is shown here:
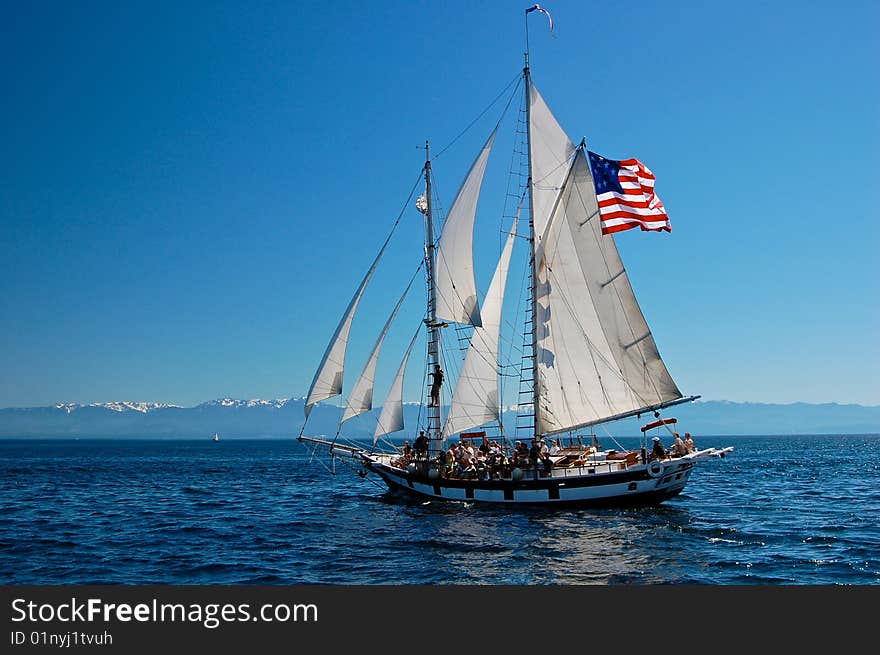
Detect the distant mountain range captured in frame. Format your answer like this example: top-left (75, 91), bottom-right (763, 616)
top-left (0, 398), bottom-right (877, 438)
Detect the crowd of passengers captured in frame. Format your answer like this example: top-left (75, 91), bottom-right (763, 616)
top-left (391, 431), bottom-right (698, 479)
top-left (392, 433), bottom-right (580, 480)
top-left (650, 432), bottom-right (697, 460)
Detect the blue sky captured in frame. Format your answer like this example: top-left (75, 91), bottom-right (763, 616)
top-left (1, 0), bottom-right (877, 409)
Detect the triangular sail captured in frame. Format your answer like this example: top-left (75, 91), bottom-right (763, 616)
top-left (528, 80), bottom-right (575, 247)
top-left (534, 148), bottom-right (682, 436)
top-left (434, 128), bottom-right (497, 327)
top-left (373, 327), bottom-right (420, 442)
top-left (441, 213), bottom-right (518, 439)
top-left (304, 238), bottom-right (390, 417)
top-left (341, 281), bottom-right (412, 424)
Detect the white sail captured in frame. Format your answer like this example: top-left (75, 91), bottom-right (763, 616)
top-left (534, 148), bottom-right (682, 436)
top-left (434, 129), bottom-right (497, 327)
top-left (341, 285), bottom-right (410, 424)
top-left (304, 239), bottom-right (389, 417)
top-left (373, 327), bottom-right (420, 442)
top-left (441, 214), bottom-right (518, 439)
top-left (529, 80), bottom-right (575, 246)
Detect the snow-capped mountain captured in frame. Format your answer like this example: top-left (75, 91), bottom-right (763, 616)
top-left (197, 398), bottom-right (293, 409)
top-left (0, 398), bottom-right (878, 438)
top-left (54, 401), bottom-right (181, 414)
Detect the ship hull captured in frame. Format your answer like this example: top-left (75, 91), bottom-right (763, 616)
top-left (365, 457), bottom-right (695, 508)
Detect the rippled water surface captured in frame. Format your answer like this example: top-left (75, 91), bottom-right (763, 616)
top-left (1, 435), bottom-right (878, 584)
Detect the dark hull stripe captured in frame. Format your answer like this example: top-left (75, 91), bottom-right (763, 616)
top-left (380, 476), bottom-right (684, 509)
top-left (368, 461), bottom-right (693, 491)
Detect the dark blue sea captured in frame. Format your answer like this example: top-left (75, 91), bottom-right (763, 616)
top-left (1, 435), bottom-right (878, 585)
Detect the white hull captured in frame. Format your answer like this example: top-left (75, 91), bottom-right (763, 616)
top-left (363, 448), bottom-right (730, 508)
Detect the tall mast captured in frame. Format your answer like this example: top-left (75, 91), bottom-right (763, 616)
top-left (422, 141), bottom-right (443, 456)
top-left (523, 55), bottom-right (541, 440)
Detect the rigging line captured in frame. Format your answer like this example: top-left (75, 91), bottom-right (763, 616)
top-left (531, 142), bottom-right (578, 187)
top-left (544, 262), bottom-right (672, 439)
top-left (330, 452), bottom-right (387, 491)
top-left (503, 228), bottom-right (531, 352)
top-left (497, 190), bottom-right (528, 374)
top-left (500, 92), bottom-right (529, 221)
top-left (300, 166), bottom-right (426, 435)
top-left (444, 297), bottom-right (512, 378)
top-left (331, 428), bottom-right (395, 456)
top-left (538, 242), bottom-right (630, 427)
top-left (370, 321), bottom-right (426, 447)
top-left (440, 193), bottom-right (526, 388)
top-left (432, 134), bottom-right (519, 338)
top-left (331, 261), bottom-right (425, 449)
top-left (544, 261), bottom-right (635, 404)
top-left (537, 161), bottom-right (659, 414)
top-left (429, 88), bottom-right (518, 329)
top-left (439, 328), bottom-right (464, 394)
top-left (542, 243), bottom-right (616, 430)
top-left (438, 340), bottom-right (463, 437)
top-left (568, 364), bottom-right (626, 452)
top-left (569, 162), bottom-right (669, 408)
top-left (429, 157), bottom-right (493, 329)
top-left (432, 72), bottom-right (522, 161)
top-left (415, 314), bottom-right (429, 433)
top-left (301, 439), bottom-right (338, 477)
top-left (378, 438), bottom-right (399, 453)
top-left (498, 332), bottom-right (524, 358)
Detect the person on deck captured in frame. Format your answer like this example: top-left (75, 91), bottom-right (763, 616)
top-left (684, 433), bottom-right (696, 453)
top-left (413, 431), bottom-right (428, 457)
top-left (650, 436), bottom-right (667, 461)
top-left (447, 445), bottom-right (458, 475)
top-left (460, 439), bottom-right (475, 461)
top-left (529, 440), bottom-right (541, 468)
top-left (672, 433), bottom-right (687, 457)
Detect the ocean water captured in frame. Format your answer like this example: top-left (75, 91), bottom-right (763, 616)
top-left (0, 435), bottom-right (878, 585)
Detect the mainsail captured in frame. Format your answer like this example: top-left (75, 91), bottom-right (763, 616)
top-left (533, 147), bottom-right (682, 436)
top-left (441, 214), bottom-right (518, 439)
top-left (341, 282), bottom-right (411, 424)
top-left (373, 327), bottom-right (420, 442)
top-left (433, 129), bottom-right (497, 327)
top-left (304, 238), bottom-right (390, 417)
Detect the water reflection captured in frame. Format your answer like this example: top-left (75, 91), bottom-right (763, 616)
top-left (362, 495), bottom-right (698, 584)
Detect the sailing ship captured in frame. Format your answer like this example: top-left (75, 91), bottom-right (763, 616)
top-left (212, 432), bottom-right (220, 442)
top-left (298, 7), bottom-right (732, 507)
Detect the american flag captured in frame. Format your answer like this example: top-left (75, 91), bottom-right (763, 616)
top-left (587, 150), bottom-right (671, 235)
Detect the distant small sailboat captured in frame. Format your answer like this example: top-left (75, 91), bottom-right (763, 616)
top-left (212, 433), bottom-right (219, 442)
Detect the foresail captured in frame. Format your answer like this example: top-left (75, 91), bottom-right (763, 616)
top-left (373, 327), bottom-right (420, 442)
top-left (434, 129), bottom-right (497, 327)
top-left (441, 214), bottom-right (518, 440)
top-left (529, 80), bottom-right (575, 246)
top-left (534, 149), bottom-right (682, 436)
top-left (341, 282), bottom-right (411, 424)
top-left (304, 240), bottom-right (389, 417)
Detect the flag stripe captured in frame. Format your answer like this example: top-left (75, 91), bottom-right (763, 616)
top-left (601, 220), bottom-right (670, 234)
top-left (599, 198), bottom-right (661, 212)
top-left (602, 217), bottom-right (670, 229)
top-left (599, 207), bottom-right (669, 220)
